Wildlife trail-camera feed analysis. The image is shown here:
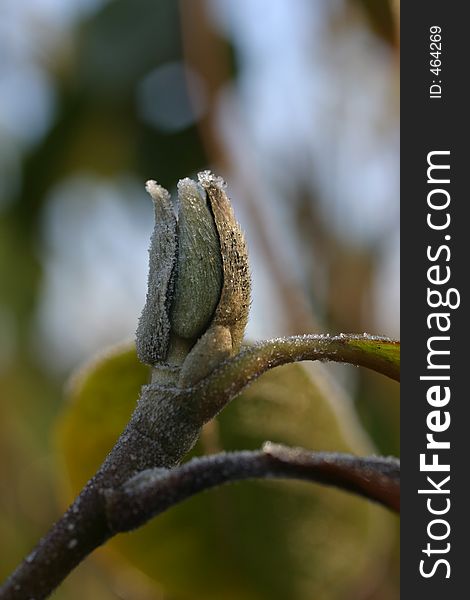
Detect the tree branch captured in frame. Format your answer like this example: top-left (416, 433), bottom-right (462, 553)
top-left (0, 334), bottom-right (398, 599)
top-left (0, 385), bottom-right (202, 600)
top-left (1, 164), bottom-right (400, 600)
top-left (105, 443), bottom-right (400, 534)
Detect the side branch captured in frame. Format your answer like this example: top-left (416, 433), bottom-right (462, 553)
top-left (105, 444), bottom-right (400, 532)
top-left (193, 334), bottom-right (399, 422)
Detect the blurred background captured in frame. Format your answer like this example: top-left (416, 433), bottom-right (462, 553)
top-left (0, 0), bottom-right (399, 598)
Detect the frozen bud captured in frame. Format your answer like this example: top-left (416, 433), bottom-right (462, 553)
top-left (170, 178), bottom-right (223, 341)
top-left (135, 181), bottom-right (176, 364)
top-left (136, 172), bottom-right (250, 379)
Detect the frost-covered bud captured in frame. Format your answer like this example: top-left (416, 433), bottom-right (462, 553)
top-left (136, 171), bottom-right (250, 383)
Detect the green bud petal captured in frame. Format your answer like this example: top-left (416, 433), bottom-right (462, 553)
top-left (170, 178), bottom-right (223, 340)
top-left (136, 181), bottom-right (177, 365)
top-left (198, 171), bottom-right (251, 353)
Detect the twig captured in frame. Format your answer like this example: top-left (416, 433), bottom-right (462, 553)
top-left (193, 334), bottom-right (399, 422)
top-left (106, 443), bottom-right (400, 534)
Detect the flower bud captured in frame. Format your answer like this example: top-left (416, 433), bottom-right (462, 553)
top-left (136, 171), bottom-right (250, 381)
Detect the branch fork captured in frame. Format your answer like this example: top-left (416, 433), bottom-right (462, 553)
top-left (0, 173), bottom-right (399, 599)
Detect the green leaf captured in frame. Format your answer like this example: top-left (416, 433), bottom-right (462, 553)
top-left (56, 343), bottom-right (396, 600)
top-left (56, 342), bottom-right (150, 495)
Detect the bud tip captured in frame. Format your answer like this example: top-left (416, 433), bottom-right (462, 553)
top-left (198, 170), bottom-right (226, 189)
top-left (145, 180), bottom-right (170, 203)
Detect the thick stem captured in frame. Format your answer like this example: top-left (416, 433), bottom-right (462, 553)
top-left (0, 385), bottom-right (201, 600)
top-left (1, 475), bottom-right (110, 600)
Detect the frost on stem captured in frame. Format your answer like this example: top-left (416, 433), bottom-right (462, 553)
top-left (104, 444), bottom-right (400, 533)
